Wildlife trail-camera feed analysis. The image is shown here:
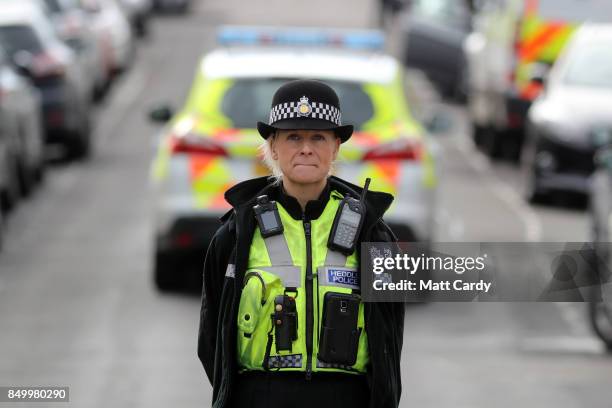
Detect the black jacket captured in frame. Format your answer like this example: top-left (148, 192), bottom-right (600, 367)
top-left (197, 176), bottom-right (404, 408)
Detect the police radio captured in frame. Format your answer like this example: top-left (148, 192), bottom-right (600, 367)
top-left (328, 178), bottom-right (370, 255)
top-left (253, 195), bottom-right (283, 238)
top-left (272, 295), bottom-right (298, 352)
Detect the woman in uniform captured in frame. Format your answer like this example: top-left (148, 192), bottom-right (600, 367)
top-left (198, 79), bottom-right (404, 408)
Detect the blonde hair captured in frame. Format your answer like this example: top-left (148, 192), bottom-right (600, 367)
top-left (259, 133), bottom-right (283, 185)
top-left (259, 131), bottom-right (339, 185)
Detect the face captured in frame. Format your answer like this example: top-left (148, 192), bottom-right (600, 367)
top-left (271, 129), bottom-right (340, 185)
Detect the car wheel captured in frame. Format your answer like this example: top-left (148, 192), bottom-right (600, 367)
top-left (92, 78), bottom-right (110, 103)
top-left (33, 160), bottom-right (46, 185)
top-left (135, 16), bottom-right (148, 38)
top-left (0, 211), bottom-right (4, 252)
top-left (1, 157), bottom-right (20, 212)
top-left (471, 123), bottom-right (486, 148)
top-left (68, 134), bottom-right (91, 160)
top-left (68, 116), bottom-right (92, 160)
top-left (525, 167), bottom-right (549, 204)
top-left (17, 160), bottom-right (35, 198)
top-left (154, 251), bottom-right (179, 291)
top-left (484, 128), bottom-right (504, 159)
top-left (589, 295), bottom-right (612, 352)
top-left (453, 64), bottom-right (468, 104)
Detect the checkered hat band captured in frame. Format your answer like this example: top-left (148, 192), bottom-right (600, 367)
top-left (268, 101), bottom-right (342, 126)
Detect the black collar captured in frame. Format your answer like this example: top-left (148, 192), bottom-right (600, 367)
top-left (271, 180), bottom-right (331, 221)
top-left (222, 175), bottom-right (394, 223)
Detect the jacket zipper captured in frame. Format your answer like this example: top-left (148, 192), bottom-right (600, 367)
top-left (303, 216), bottom-right (313, 380)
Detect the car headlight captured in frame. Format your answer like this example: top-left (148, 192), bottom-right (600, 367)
top-left (538, 120), bottom-right (583, 146)
top-left (591, 126), bottom-right (612, 149)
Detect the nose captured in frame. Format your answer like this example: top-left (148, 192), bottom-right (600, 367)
top-left (299, 140), bottom-right (314, 155)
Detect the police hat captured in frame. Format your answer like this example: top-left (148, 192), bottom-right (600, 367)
top-left (257, 79), bottom-right (353, 143)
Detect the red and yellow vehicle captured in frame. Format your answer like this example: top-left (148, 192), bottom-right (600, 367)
top-left (464, 0), bottom-right (612, 159)
top-left (148, 27), bottom-right (438, 290)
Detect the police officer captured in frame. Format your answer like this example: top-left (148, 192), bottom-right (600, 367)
top-left (198, 79), bottom-right (404, 408)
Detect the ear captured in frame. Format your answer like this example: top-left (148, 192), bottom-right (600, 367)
top-left (332, 135), bottom-right (341, 160)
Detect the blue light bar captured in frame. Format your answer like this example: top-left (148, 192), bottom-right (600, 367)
top-left (217, 26), bottom-right (385, 51)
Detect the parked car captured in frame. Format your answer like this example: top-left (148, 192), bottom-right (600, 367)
top-left (42, 0), bottom-right (110, 101)
top-left (147, 27), bottom-right (439, 290)
top-left (118, 0), bottom-right (152, 38)
top-left (523, 23), bottom-right (612, 203)
top-left (464, 0), bottom-right (612, 160)
top-left (80, 0), bottom-right (134, 74)
top-left (399, 0), bottom-right (473, 99)
top-left (0, 0), bottom-right (93, 158)
top-left (0, 44), bottom-right (44, 209)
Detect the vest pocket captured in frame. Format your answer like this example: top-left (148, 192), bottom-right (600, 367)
top-left (238, 272), bottom-right (265, 335)
top-left (318, 292), bottom-right (361, 366)
top-left (316, 266), bottom-right (369, 373)
top-left (237, 267), bottom-right (302, 370)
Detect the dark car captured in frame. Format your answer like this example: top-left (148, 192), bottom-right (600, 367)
top-left (0, 44), bottom-right (45, 212)
top-left (523, 24), bottom-right (612, 203)
top-left (42, 0), bottom-right (110, 101)
top-left (399, 0), bottom-right (472, 99)
top-left (0, 1), bottom-right (93, 159)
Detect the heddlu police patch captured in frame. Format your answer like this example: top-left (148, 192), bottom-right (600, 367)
top-left (321, 267), bottom-right (360, 290)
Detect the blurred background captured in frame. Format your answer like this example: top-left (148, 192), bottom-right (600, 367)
top-left (1, 0), bottom-right (612, 406)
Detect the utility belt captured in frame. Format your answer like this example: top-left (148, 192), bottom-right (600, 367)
top-left (237, 186), bottom-right (370, 375)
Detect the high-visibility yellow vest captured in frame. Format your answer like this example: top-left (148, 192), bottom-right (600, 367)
top-left (513, 0), bottom-right (577, 100)
top-left (236, 189), bottom-right (369, 375)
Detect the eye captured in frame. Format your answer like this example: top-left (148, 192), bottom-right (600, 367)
top-left (287, 134), bottom-right (301, 141)
top-left (312, 134), bottom-right (326, 141)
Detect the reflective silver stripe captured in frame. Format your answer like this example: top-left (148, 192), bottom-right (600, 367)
top-left (263, 233), bottom-right (293, 265)
top-left (225, 263), bottom-right (235, 278)
top-left (261, 232), bottom-right (300, 287)
top-left (324, 248), bottom-right (347, 267)
top-left (258, 266), bottom-right (301, 289)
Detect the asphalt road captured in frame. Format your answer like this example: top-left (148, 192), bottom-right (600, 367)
top-left (0, 1), bottom-right (611, 407)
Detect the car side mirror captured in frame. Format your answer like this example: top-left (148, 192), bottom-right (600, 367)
top-left (11, 51), bottom-right (34, 78)
top-left (148, 105), bottom-right (174, 123)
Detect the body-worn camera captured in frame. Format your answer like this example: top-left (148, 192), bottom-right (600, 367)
top-left (272, 295), bottom-right (298, 352)
top-left (253, 195), bottom-right (283, 237)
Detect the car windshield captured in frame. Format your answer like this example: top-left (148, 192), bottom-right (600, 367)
top-left (563, 43), bottom-right (612, 88)
top-left (220, 78), bottom-right (375, 129)
top-left (43, 0), bottom-right (81, 12)
top-left (412, 0), bottom-right (470, 22)
top-left (0, 25), bottom-right (44, 55)
top-left (537, 0), bottom-right (612, 22)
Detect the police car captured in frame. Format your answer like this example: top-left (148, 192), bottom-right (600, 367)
top-left (149, 27), bottom-right (438, 290)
